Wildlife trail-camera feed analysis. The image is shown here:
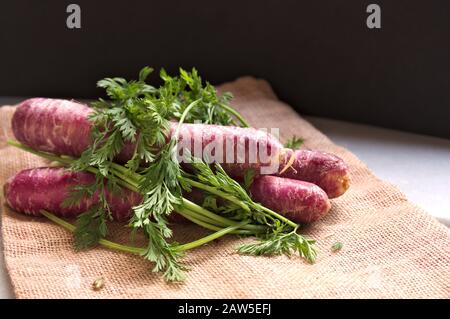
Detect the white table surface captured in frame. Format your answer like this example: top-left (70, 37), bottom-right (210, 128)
top-left (306, 116), bottom-right (450, 226)
top-left (0, 99), bottom-right (449, 298)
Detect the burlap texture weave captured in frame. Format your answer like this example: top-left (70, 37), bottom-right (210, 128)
top-left (0, 77), bottom-right (449, 298)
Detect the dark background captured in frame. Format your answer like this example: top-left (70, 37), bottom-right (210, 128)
top-left (0, 0), bottom-right (449, 138)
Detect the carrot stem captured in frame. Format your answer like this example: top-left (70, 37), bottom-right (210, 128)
top-left (219, 103), bottom-right (250, 127)
top-left (175, 220), bottom-right (250, 251)
top-left (40, 210), bottom-right (145, 254)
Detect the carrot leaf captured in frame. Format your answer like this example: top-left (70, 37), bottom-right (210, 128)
top-left (284, 136), bottom-right (304, 149)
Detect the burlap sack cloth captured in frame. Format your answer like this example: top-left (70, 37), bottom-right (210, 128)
top-left (0, 77), bottom-right (448, 298)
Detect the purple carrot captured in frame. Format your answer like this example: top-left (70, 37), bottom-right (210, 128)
top-left (250, 175), bottom-right (331, 223)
